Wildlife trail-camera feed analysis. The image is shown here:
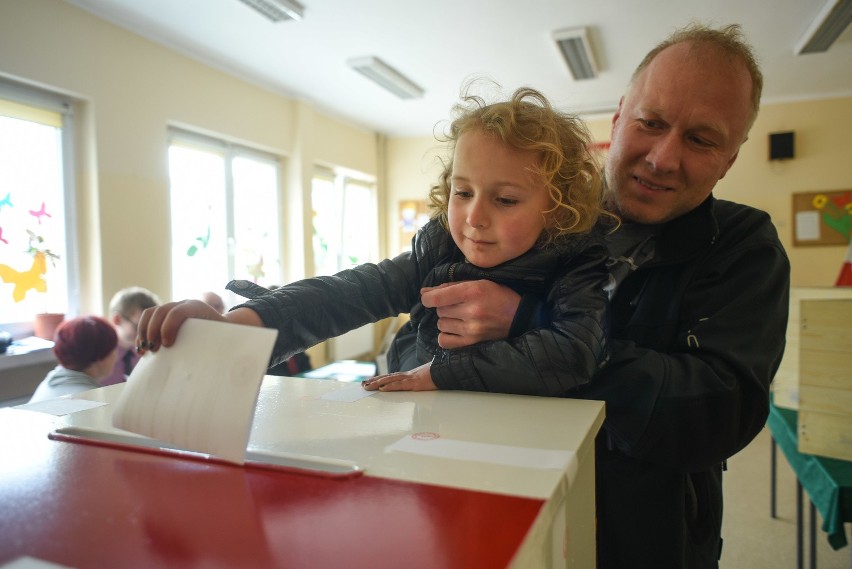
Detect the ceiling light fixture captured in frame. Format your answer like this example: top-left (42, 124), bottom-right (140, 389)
top-left (236, 0), bottom-right (304, 22)
top-left (795, 0), bottom-right (852, 54)
top-left (553, 27), bottom-right (599, 80)
top-left (346, 56), bottom-right (424, 100)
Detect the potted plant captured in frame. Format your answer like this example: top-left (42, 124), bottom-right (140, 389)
top-left (25, 231), bottom-right (64, 339)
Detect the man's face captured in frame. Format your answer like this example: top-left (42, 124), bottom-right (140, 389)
top-left (114, 309), bottom-right (142, 347)
top-left (605, 42), bottom-right (754, 224)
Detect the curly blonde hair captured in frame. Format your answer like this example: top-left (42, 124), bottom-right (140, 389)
top-left (429, 86), bottom-right (609, 246)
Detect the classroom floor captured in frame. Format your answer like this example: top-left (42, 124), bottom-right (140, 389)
top-left (720, 427), bottom-right (850, 568)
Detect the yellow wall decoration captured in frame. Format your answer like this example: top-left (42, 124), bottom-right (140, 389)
top-left (0, 251), bottom-right (47, 303)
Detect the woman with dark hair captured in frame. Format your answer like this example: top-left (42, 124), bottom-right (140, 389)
top-left (29, 316), bottom-right (118, 402)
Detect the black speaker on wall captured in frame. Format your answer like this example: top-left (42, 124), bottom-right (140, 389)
top-left (769, 131), bottom-right (795, 160)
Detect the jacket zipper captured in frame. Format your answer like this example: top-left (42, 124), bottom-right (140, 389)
top-left (448, 262), bottom-right (458, 282)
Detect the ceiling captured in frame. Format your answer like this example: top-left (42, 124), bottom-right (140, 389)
top-left (65, 0), bottom-right (852, 138)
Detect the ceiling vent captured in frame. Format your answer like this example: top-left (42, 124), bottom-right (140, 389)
top-left (553, 27), bottom-right (599, 80)
top-left (795, 0), bottom-right (852, 54)
top-left (346, 56), bottom-right (425, 100)
top-left (236, 0), bottom-right (304, 22)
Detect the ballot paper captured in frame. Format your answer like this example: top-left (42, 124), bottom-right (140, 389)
top-left (112, 319), bottom-right (278, 464)
top-left (386, 435), bottom-right (578, 476)
top-left (14, 398), bottom-right (108, 416)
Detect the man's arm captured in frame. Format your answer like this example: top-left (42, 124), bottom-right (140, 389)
top-left (420, 280), bottom-right (522, 348)
top-left (426, 244), bottom-right (610, 396)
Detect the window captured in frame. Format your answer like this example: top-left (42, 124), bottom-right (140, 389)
top-left (311, 168), bottom-right (378, 276)
top-left (0, 80), bottom-right (77, 330)
top-left (168, 130), bottom-right (282, 300)
top-left (310, 168), bottom-right (379, 361)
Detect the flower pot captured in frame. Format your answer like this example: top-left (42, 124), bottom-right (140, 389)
top-left (34, 313), bottom-right (65, 340)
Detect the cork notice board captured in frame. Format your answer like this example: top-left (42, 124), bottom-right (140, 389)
top-left (792, 189), bottom-right (852, 246)
top-left (398, 200), bottom-right (429, 253)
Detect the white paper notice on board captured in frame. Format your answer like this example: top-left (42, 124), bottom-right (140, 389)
top-left (795, 210), bottom-right (820, 241)
top-left (112, 319), bottom-right (278, 464)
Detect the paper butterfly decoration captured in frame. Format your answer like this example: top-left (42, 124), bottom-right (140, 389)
top-left (187, 226), bottom-right (211, 257)
top-left (29, 202), bottom-right (52, 225)
top-left (0, 251), bottom-right (47, 303)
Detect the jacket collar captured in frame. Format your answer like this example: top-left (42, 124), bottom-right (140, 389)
top-left (655, 195), bottom-right (719, 263)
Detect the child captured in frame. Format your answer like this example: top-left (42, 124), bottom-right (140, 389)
top-left (29, 316), bottom-right (118, 402)
top-left (138, 86), bottom-right (613, 396)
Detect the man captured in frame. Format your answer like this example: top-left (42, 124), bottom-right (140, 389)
top-left (418, 24), bottom-right (790, 568)
top-left (101, 286), bottom-right (160, 386)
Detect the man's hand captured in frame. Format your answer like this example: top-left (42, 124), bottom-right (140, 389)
top-left (420, 280), bottom-right (520, 349)
top-left (362, 363), bottom-right (436, 391)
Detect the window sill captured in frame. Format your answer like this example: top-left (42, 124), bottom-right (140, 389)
top-left (0, 336), bottom-right (56, 372)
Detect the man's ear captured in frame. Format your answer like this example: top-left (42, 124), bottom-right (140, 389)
top-left (110, 312), bottom-right (122, 327)
top-left (718, 151), bottom-right (740, 181)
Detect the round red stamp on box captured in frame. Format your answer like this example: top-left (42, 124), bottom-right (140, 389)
top-left (411, 432), bottom-right (440, 441)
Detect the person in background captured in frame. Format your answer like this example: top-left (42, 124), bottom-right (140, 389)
top-left (137, 85), bottom-right (614, 396)
top-left (102, 286), bottom-right (160, 386)
top-left (412, 24), bottom-right (791, 568)
top-left (29, 316), bottom-right (118, 402)
top-left (199, 291), bottom-right (225, 314)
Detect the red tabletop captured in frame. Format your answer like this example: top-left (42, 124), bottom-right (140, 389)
top-left (0, 409), bottom-right (545, 569)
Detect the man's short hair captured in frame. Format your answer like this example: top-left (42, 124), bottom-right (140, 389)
top-left (632, 23), bottom-right (763, 129)
top-left (109, 286), bottom-right (160, 317)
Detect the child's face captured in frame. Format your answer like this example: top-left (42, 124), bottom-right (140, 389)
top-left (448, 129), bottom-right (551, 268)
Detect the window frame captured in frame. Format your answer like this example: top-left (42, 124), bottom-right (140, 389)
top-left (167, 128), bottom-right (284, 299)
top-left (310, 166), bottom-right (378, 277)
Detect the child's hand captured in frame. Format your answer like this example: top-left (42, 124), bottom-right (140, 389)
top-left (135, 299), bottom-right (225, 354)
top-left (362, 363), bottom-right (436, 392)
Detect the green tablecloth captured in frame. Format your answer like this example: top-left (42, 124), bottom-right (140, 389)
top-left (767, 399), bottom-right (852, 549)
